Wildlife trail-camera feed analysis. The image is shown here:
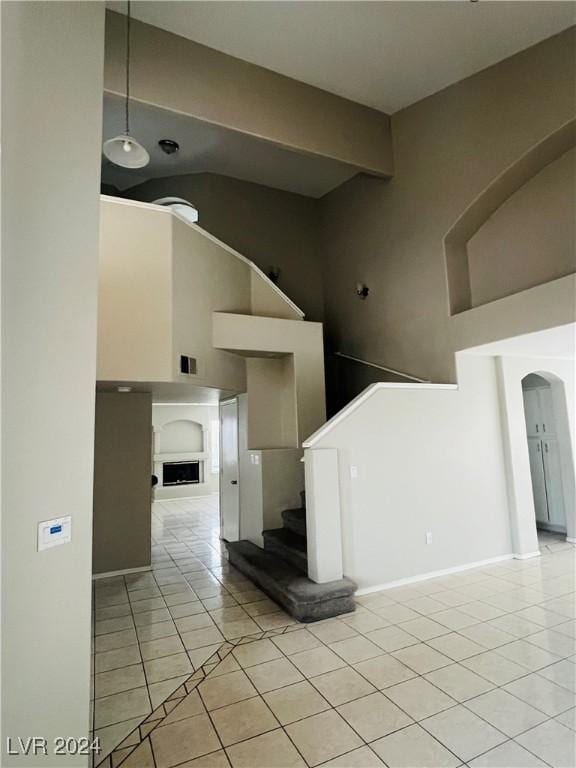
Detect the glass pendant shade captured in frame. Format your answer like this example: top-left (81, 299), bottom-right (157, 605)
top-left (103, 134), bottom-right (150, 169)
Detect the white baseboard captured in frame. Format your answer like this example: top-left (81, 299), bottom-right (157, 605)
top-left (514, 550), bottom-right (541, 560)
top-left (92, 565), bottom-right (152, 580)
top-left (355, 554), bottom-right (515, 596)
top-left (566, 537), bottom-right (576, 545)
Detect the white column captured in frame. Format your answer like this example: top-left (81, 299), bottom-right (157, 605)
top-left (305, 448), bottom-right (343, 583)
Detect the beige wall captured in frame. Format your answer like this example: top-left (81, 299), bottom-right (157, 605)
top-left (126, 173), bottom-right (324, 321)
top-left (1, 2), bottom-right (105, 762)
top-left (468, 147), bottom-right (576, 307)
top-left (93, 393), bottom-right (152, 575)
top-left (321, 28), bottom-right (576, 385)
top-left (104, 11), bottom-right (393, 177)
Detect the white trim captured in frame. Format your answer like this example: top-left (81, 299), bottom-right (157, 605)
top-left (335, 352), bottom-right (429, 383)
top-left (355, 554), bottom-right (514, 595)
top-left (303, 381), bottom-right (458, 448)
top-left (92, 565), bottom-right (152, 580)
top-left (566, 537), bottom-right (576, 544)
top-left (514, 550), bottom-right (541, 560)
top-left (100, 195), bottom-right (305, 319)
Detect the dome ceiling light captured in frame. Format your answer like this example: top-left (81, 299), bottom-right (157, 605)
top-left (102, 0), bottom-right (150, 169)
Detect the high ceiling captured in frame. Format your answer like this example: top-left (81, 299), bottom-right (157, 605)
top-left (107, 1), bottom-right (575, 114)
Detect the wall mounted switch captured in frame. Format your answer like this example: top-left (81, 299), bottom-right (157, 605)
top-left (350, 465), bottom-right (358, 479)
top-left (38, 516), bottom-right (72, 551)
top-left (426, 531), bottom-right (433, 545)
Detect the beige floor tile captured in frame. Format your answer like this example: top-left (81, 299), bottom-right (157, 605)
top-left (468, 740), bottom-right (547, 767)
top-left (140, 635), bottom-right (185, 661)
top-left (495, 638), bottom-right (561, 670)
top-left (198, 669), bottom-right (257, 710)
top-left (151, 713), bottom-right (221, 768)
top-left (391, 643), bottom-right (452, 674)
top-left (427, 632), bottom-right (485, 661)
top-left (95, 616), bottom-right (135, 637)
top-left (366, 627), bottom-right (420, 652)
top-left (188, 644), bottom-right (222, 670)
top-left (136, 620), bottom-right (179, 643)
top-left (461, 650), bottom-right (527, 685)
top-left (131, 597), bottom-right (167, 614)
top-left (372, 722), bottom-right (461, 768)
top-left (94, 687), bottom-right (151, 729)
top-left (209, 606), bottom-right (250, 625)
top-left (421, 705), bottom-right (507, 762)
top-left (432, 608), bottom-right (480, 631)
top-left (95, 664), bottom-right (146, 699)
top-left (311, 665), bottom-right (376, 706)
top-left (526, 629), bottom-right (576, 657)
top-left (209, 654), bottom-right (241, 677)
top-left (465, 688), bottom-right (547, 736)
top-left (487, 614), bottom-right (543, 638)
top-left (178, 749), bottom-right (231, 767)
top-left (460, 602), bottom-right (506, 622)
top-left (271, 629), bottom-right (323, 656)
top-left (93, 718), bottom-right (144, 764)
top-left (337, 691), bottom-right (412, 742)
top-left (263, 680), bottom-right (330, 725)
top-left (255, 612), bottom-right (296, 630)
top-left (371, 604), bottom-right (420, 624)
top-left (424, 663), bottom-right (494, 701)
top-left (95, 603), bottom-right (133, 621)
top-left (120, 738), bottom-right (156, 768)
top-left (175, 613), bottom-right (215, 633)
top-left (329, 636), bottom-right (384, 664)
top-left (308, 620), bottom-right (359, 644)
top-left (162, 689), bottom-right (205, 724)
top-left (95, 645), bottom-right (142, 674)
top-left (555, 707), bottom-right (576, 731)
top-left (459, 623), bottom-right (515, 650)
top-left (385, 677), bottom-right (456, 721)
top-left (133, 609), bottom-right (173, 627)
top-left (405, 596), bottom-right (446, 615)
top-left (220, 618), bottom-right (261, 640)
top-left (242, 599), bottom-right (280, 617)
top-left (516, 719), bottom-right (576, 768)
top-left (354, 654), bottom-right (417, 689)
top-left (400, 617), bottom-right (451, 641)
top-left (95, 629), bottom-right (138, 653)
top-left (144, 652), bottom-right (193, 684)
top-left (503, 672), bottom-right (575, 716)
top-left (319, 745), bottom-right (384, 766)
top-left (340, 611), bottom-right (390, 634)
top-left (170, 601), bottom-right (208, 619)
top-left (226, 728), bottom-right (306, 768)
top-left (232, 638), bottom-right (283, 668)
top-left (149, 676), bottom-right (190, 709)
top-left (211, 696), bottom-right (279, 747)
top-left (181, 626), bottom-right (225, 650)
top-left (538, 658), bottom-right (576, 692)
top-left (285, 710), bottom-right (363, 767)
top-left (245, 657), bottom-right (304, 693)
top-left (290, 646), bottom-right (348, 678)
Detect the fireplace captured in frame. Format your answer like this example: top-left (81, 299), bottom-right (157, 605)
top-left (162, 460), bottom-right (200, 486)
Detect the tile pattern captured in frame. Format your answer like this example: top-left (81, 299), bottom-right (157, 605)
top-left (95, 504), bottom-right (575, 768)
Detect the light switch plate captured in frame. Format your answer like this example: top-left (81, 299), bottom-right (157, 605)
top-left (38, 516), bottom-right (72, 551)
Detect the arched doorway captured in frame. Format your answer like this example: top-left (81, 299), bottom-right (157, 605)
top-left (522, 372), bottom-right (571, 544)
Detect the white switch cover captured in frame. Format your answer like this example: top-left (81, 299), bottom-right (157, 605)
top-left (350, 465), bottom-right (358, 479)
top-left (38, 516), bottom-right (72, 551)
top-left (426, 531), bottom-right (433, 545)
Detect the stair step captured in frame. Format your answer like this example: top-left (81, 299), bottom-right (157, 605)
top-left (226, 540), bottom-right (356, 623)
top-left (263, 528), bottom-right (307, 574)
top-left (300, 490), bottom-right (306, 508)
top-left (282, 507), bottom-right (307, 538)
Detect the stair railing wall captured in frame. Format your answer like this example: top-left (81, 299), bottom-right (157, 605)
top-left (304, 448), bottom-right (344, 583)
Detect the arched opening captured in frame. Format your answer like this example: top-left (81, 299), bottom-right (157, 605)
top-left (159, 418), bottom-right (204, 453)
top-left (521, 371), bottom-right (572, 549)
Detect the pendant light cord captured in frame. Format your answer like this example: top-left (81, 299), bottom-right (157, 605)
top-left (125, 0), bottom-right (131, 135)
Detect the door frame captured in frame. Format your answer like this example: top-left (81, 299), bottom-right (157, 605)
top-left (219, 397), bottom-right (240, 542)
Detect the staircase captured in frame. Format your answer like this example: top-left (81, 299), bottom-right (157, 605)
top-left (226, 492), bottom-right (356, 622)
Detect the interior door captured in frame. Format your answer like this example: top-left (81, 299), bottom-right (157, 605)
top-left (220, 399), bottom-right (240, 542)
top-left (523, 389), bottom-right (541, 437)
top-left (527, 437), bottom-right (549, 524)
top-left (543, 439), bottom-right (566, 528)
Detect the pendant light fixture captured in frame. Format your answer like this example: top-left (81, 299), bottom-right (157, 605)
top-left (103, 0), bottom-right (150, 169)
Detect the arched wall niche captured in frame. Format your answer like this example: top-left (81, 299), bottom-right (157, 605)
top-left (444, 119), bottom-right (576, 315)
top-left (158, 418), bottom-right (204, 454)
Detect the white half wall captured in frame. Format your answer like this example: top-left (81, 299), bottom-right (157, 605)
top-left (304, 355), bottom-right (513, 590)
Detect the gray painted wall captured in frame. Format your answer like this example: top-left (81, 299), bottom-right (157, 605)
top-left (1, 2), bottom-right (105, 762)
top-left (93, 393), bottom-right (153, 575)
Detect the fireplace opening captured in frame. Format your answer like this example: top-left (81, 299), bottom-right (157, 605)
top-left (163, 460), bottom-right (200, 486)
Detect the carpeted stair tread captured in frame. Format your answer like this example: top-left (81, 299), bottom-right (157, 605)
top-left (226, 540), bottom-right (356, 622)
top-left (281, 507), bottom-right (307, 537)
top-left (263, 528), bottom-right (307, 573)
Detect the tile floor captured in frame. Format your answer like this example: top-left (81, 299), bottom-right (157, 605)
top-left (93, 505), bottom-right (576, 768)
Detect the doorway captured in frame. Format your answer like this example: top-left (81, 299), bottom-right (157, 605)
top-left (522, 373), bottom-right (567, 534)
top-left (220, 398), bottom-right (240, 541)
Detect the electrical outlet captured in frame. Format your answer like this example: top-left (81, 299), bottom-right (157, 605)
top-left (350, 465), bottom-right (358, 479)
top-left (426, 531), bottom-right (433, 545)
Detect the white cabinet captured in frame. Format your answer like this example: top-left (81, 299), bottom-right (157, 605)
top-left (523, 383), bottom-right (566, 531)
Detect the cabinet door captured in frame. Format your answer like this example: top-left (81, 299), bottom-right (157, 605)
top-left (538, 387), bottom-right (556, 438)
top-left (523, 389), bottom-right (541, 437)
top-left (543, 439), bottom-right (566, 528)
top-left (527, 437), bottom-right (548, 523)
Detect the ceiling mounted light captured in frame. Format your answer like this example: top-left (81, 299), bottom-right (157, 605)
top-left (102, 1), bottom-right (149, 169)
